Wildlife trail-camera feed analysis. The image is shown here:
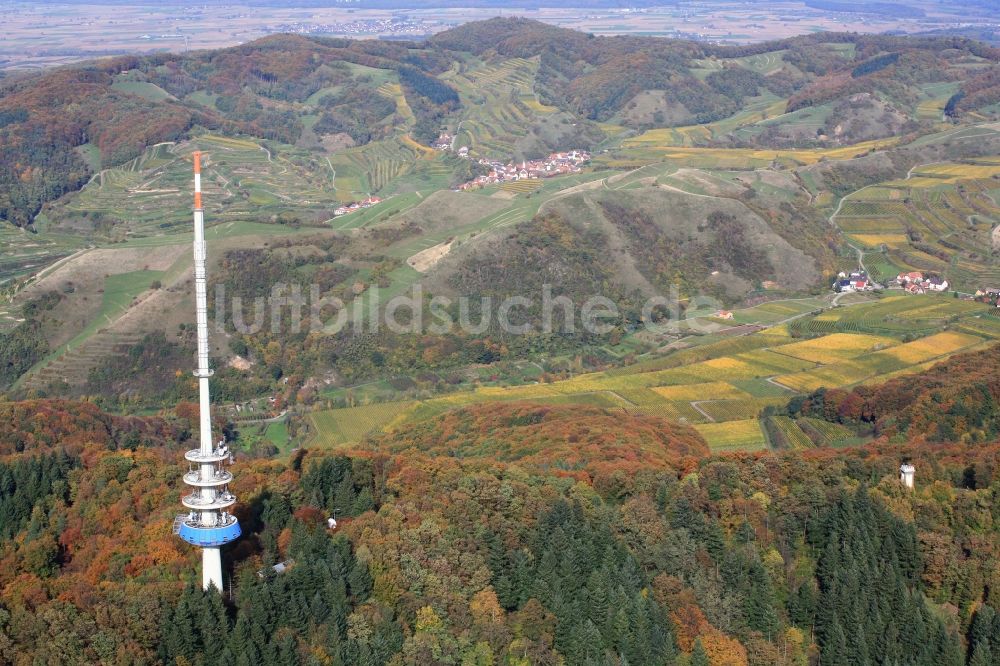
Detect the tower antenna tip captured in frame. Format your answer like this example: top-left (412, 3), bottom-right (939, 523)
top-left (192, 152), bottom-right (202, 209)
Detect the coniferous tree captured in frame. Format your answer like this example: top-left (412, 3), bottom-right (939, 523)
top-left (969, 642), bottom-right (992, 666)
top-left (690, 638), bottom-right (710, 666)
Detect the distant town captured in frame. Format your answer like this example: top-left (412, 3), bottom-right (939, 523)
top-left (456, 151), bottom-right (591, 191)
top-left (270, 18), bottom-right (436, 37)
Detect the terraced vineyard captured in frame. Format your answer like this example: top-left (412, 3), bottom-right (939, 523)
top-left (309, 401), bottom-right (415, 448)
top-left (694, 419), bottom-right (768, 452)
top-left (15, 268), bottom-right (169, 390)
top-left (307, 294), bottom-right (999, 452)
top-left (768, 416), bottom-right (815, 450)
top-left (500, 179), bottom-right (543, 194)
top-left (792, 294), bottom-right (996, 336)
top-left (625, 94), bottom-right (788, 147)
top-left (611, 136), bottom-right (901, 169)
top-left (443, 56), bottom-right (564, 159)
top-left (833, 159), bottom-right (1000, 291)
top-left (329, 137), bottom-right (462, 200)
top-left (48, 135), bottom-right (346, 239)
top-left (797, 417), bottom-right (858, 447)
top-left (19, 332), bottom-right (142, 393)
top-left (0, 223), bottom-right (85, 294)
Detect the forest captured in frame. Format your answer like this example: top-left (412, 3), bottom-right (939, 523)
top-left (2, 344), bottom-right (1000, 663)
top-left (0, 291), bottom-right (60, 390)
top-left (787, 345), bottom-right (1000, 444)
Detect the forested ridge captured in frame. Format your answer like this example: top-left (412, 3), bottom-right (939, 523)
top-left (0, 390), bottom-right (998, 664)
top-left (0, 34), bottom-right (456, 227)
top-left (788, 345), bottom-right (1000, 444)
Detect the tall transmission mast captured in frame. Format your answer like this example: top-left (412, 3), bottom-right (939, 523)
top-left (174, 151), bottom-right (240, 591)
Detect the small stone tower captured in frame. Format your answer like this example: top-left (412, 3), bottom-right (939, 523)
top-left (899, 463), bottom-right (915, 489)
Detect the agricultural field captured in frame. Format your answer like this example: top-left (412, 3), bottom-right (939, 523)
top-left (607, 136), bottom-right (900, 169)
top-left (651, 380), bottom-right (749, 402)
top-left (307, 293), bottom-right (1000, 452)
top-left (768, 414), bottom-right (859, 449)
top-left (772, 330), bottom-right (984, 392)
top-left (771, 333), bottom-right (895, 364)
top-left (797, 417), bottom-right (859, 447)
top-left (694, 419), bottom-right (768, 452)
top-left (768, 416), bottom-right (815, 450)
top-left (792, 294), bottom-right (997, 336)
top-left (308, 401), bottom-right (415, 449)
top-left (264, 421), bottom-right (290, 449)
top-left (915, 82), bottom-right (961, 121)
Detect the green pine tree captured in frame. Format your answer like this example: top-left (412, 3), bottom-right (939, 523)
top-left (690, 638), bottom-right (710, 666)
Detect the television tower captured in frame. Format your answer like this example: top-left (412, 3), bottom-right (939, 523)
top-left (174, 151), bottom-right (240, 591)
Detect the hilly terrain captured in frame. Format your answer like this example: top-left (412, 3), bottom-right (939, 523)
top-left (1, 19), bottom-right (999, 413)
top-left (4, 16), bottom-right (1000, 666)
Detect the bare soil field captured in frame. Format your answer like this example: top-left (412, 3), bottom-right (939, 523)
top-left (407, 240), bottom-right (455, 273)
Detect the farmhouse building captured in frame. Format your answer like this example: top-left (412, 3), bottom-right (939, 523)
top-left (896, 271), bottom-right (948, 293)
top-left (833, 270), bottom-right (869, 292)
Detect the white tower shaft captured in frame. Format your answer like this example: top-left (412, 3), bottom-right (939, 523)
top-left (204, 547), bottom-right (223, 591)
top-left (175, 151), bottom-right (240, 592)
top-left (193, 154), bottom-right (223, 590)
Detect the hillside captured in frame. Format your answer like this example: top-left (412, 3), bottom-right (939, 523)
top-left (1, 388), bottom-right (1000, 663)
top-left (371, 401), bottom-right (710, 478)
top-left (431, 18), bottom-right (1000, 129)
top-left (788, 345), bottom-right (1000, 443)
top-left (0, 18), bottom-right (998, 426)
top-left (3, 19), bottom-right (1000, 234)
top-left (435, 185), bottom-right (821, 306)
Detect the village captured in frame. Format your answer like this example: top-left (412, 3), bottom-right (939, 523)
top-left (894, 271), bottom-right (949, 295)
top-left (831, 269), bottom-right (951, 294)
top-left (331, 139), bottom-right (589, 218)
top-left (431, 133), bottom-right (591, 190)
top-left (332, 195), bottom-right (383, 218)
top-left (457, 150), bottom-right (591, 190)
top-left (828, 268), bottom-right (1000, 308)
